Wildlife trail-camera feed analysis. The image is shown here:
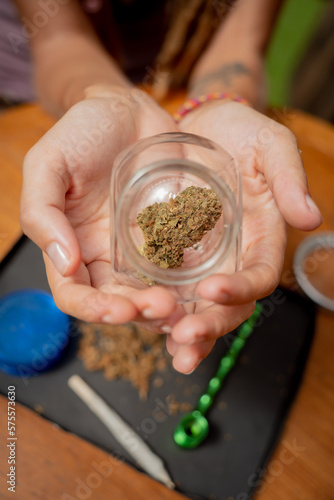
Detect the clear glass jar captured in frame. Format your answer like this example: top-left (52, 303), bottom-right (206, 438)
top-left (110, 132), bottom-right (241, 303)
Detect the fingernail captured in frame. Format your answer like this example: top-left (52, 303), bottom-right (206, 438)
top-left (102, 315), bottom-right (113, 323)
top-left (184, 366), bottom-right (196, 375)
top-left (142, 308), bottom-right (156, 319)
top-left (305, 195), bottom-right (322, 217)
top-left (161, 324), bottom-right (172, 334)
top-left (46, 242), bottom-right (71, 275)
top-left (184, 356), bottom-right (205, 374)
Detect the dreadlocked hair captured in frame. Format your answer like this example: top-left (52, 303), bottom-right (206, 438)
top-left (151, 0), bottom-right (235, 99)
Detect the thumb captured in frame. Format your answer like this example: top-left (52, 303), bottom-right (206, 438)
top-left (262, 129), bottom-right (322, 230)
top-left (20, 150), bottom-right (81, 276)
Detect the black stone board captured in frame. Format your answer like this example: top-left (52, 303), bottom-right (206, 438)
top-left (0, 237), bottom-right (316, 500)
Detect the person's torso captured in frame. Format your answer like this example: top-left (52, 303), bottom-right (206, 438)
top-left (81, 0), bottom-right (168, 81)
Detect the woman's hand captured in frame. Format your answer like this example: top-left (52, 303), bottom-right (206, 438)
top-left (20, 91), bottom-right (322, 375)
top-left (163, 101), bottom-right (323, 374)
top-left (20, 86), bottom-right (181, 327)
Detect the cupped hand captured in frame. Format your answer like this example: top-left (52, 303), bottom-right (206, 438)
top-left (20, 86), bottom-right (180, 328)
top-left (21, 92), bottom-right (322, 376)
top-left (163, 101), bottom-right (323, 374)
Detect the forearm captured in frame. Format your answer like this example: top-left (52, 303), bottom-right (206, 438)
top-left (32, 31), bottom-right (131, 116)
top-left (14, 0), bottom-right (131, 116)
top-left (189, 0), bottom-right (284, 109)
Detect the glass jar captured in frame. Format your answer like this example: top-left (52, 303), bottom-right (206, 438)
top-left (110, 132), bottom-right (241, 303)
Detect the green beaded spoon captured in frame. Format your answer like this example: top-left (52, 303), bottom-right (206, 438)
top-left (173, 302), bottom-right (262, 449)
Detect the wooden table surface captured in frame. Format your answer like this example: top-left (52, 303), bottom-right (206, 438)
top-left (0, 102), bottom-right (333, 500)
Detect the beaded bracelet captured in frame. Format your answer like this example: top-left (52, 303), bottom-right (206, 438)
top-left (173, 92), bottom-right (251, 123)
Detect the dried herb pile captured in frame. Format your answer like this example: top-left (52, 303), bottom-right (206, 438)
top-left (78, 322), bottom-right (201, 412)
top-left (78, 322), bottom-right (169, 400)
top-left (137, 186), bottom-right (222, 269)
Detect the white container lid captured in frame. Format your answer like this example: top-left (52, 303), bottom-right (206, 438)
top-left (293, 232), bottom-right (334, 312)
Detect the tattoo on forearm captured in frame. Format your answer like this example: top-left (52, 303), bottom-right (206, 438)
top-left (190, 62), bottom-right (251, 95)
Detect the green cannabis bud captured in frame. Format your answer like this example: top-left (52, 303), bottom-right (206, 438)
top-left (137, 186), bottom-right (222, 269)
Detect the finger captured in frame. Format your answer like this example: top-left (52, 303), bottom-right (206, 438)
top-left (172, 340), bottom-right (216, 374)
top-left (262, 129), bottom-right (322, 230)
top-left (87, 260), bottom-right (178, 320)
top-left (166, 334), bottom-right (178, 356)
top-left (139, 306), bottom-right (186, 335)
top-left (125, 287), bottom-right (178, 319)
top-left (197, 226), bottom-right (286, 305)
top-left (20, 147), bottom-right (81, 276)
top-left (45, 255), bottom-right (138, 323)
top-left (133, 305), bottom-right (186, 335)
top-left (171, 302), bottom-right (254, 345)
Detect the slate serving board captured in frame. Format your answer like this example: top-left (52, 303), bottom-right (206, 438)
top-left (0, 237), bottom-right (316, 500)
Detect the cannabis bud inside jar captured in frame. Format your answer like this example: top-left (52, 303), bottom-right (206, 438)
top-left (110, 132), bottom-right (241, 303)
top-left (137, 186), bottom-right (222, 269)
